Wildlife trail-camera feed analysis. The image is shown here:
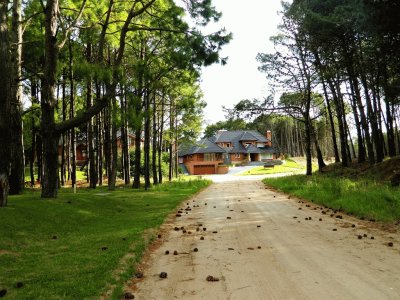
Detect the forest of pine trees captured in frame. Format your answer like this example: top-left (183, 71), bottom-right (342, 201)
top-left (225, 0), bottom-right (400, 176)
top-left (1, 0), bottom-right (400, 206)
top-left (0, 0), bottom-right (231, 206)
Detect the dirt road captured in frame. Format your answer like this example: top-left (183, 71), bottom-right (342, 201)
top-left (128, 178), bottom-right (400, 300)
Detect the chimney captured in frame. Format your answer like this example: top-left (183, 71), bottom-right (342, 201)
top-left (266, 130), bottom-right (272, 141)
top-left (266, 130), bottom-right (272, 147)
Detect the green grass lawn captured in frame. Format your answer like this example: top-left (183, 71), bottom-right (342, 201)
top-left (263, 175), bottom-right (400, 223)
top-left (239, 159), bottom-right (306, 175)
top-left (24, 168), bottom-right (87, 183)
top-left (0, 179), bottom-right (210, 299)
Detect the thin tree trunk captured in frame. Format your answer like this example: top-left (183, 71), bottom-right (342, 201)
top-left (108, 96), bottom-right (117, 190)
top-left (9, 0), bottom-right (24, 195)
top-left (347, 124), bottom-right (357, 159)
top-left (133, 62), bottom-right (144, 189)
top-left (158, 95), bottom-right (165, 184)
top-left (385, 99), bottom-right (396, 157)
top-left (169, 99), bottom-right (174, 181)
top-left (98, 110), bottom-right (103, 186)
top-left (60, 71), bottom-right (67, 186)
top-left (36, 132), bottom-right (43, 184)
top-left (357, 36), bottom-right (383, 163)
top-left (311, 123), bottom-right (326, 172)
top-left (86, 44), bottom-right (97, 188)
top-left (347, 78), bottom-right (365, 163)
top-left (152, 93), bottom-right (158, 185)
top-left (304, 117), bottom-right (312, 176)
top-left (174, 109), bottom-right (179, 178)
top-left (144, 90), bottom-right (151, 190)
top-left (0, 0), bottom-right (11, 206)
top-left (314, 50), bottom-right (340, 163)
top-left (95, 83), bottom-right (103, 186)
top-left (29, 80), bottom-right (38, 186)
top-left (104, 104), bottom-right (111, 179)
top-left (69, 39), bottom-right (76, 189)
top-left (30, 120), bottom-right (36, 187)
top-left (121, 87), bottom-right (130, 184)
top-left (87, 83), bottom-right (96, 188)
top-left (327, 77), bottom-right (348, 167)
top-left (123, 111), bottom-right (130, 184)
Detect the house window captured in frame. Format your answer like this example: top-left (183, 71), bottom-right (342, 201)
top-left (81, 149), bottom-right (87, 158)
top-left (261, 153), bottom-right (273, 160)
top-left (245, 143), bottom-right (251, 147)
top-left (204, 153), bottom-right (216, 161)
top-left (235, 153), bottom-right (241, 158)
top-left (226, 143), bottom-right (231, 147)
top-left (189, 155), bottom-right (193, 160)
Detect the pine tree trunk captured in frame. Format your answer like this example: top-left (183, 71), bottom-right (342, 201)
top-left (347, 124), bottom-right (357, 159)
top-left (9, 0), bottom-right (24, 195)
top-left (386, 101), bottom-right (396, 157)
top-left (36, 133), bottom-right (43, 183)
top-left (327, 78), bottom-right (348, 167)
top-left (158, 96), bottom-right (165, 184)
top-left (341, 106), bottom-right (352, 163)
top-left (97, 111), bottom-right (103, 186)
top-left (123, 123), bottom-right (130, 184)
top-left (69, 40), bottom-right (76, 189)
top-left (95, 83), bottom-right (103, 186)
top-left (311, 124), bottom-right (326, 172)
top-left (152, 93), bottom-right (158, 185)
top-left (321, 80), bottom-right (340, 163)
top-left (144, 90), bottom-right (151, 190)
top-left (60, 71), bottom-right (67, 186)
top-left (304, 117), bottom-right (312, 176)
top-left (104, 105), bottom-right (111, 179)
top-left (169, 99), bottom-right (174, 181)
top-left (121, 89), bottom-right (130, 184)
top-left (29, 80), bottom-right (38, 186)
top-left (133, 72), bottom-right (144, 189)
top-left (0, 0), bottom-right (11, 206)
top-left (41, 0), bottom-right (60, 198)
top-left (133, 126), bottom-right (142, 189)
top-left (30, 122), bottom-right (36, 187)
top-left (348, 78), bottom-right (365, 163)
top-left (108, 97), bottom-right (117, 190)
top-left (87, 80), bottom-right (96, 188)
top-left (174, 110), bottom-right (178, 178)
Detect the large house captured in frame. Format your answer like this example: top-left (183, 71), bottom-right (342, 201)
top-left (179, 130), bottom-right (279, 175)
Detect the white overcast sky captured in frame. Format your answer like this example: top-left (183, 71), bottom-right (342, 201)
top-left (199, 0), bottom-right (284, 125)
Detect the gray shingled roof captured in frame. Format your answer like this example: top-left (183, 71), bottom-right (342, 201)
top-left (179, 138), bottom-right (226, 156)
top-left (215, 130), bottom-right (269, 143)
top-left (179, 130), bottom-right (277, 157)
top-left (259, 146), bottom-right (276, 153)
top-left (245, 144), bottom-right (262, 153)
top-left (239, 131), bottom-right (258, 141)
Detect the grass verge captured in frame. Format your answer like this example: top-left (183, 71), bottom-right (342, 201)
top-left (239, 159), bottom-right (306, 175)
top-left (263, 175), bottom-right (400, 223)
top-left (0, 179), bottom-right (210, 299)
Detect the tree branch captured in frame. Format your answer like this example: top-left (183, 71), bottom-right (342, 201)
top-left (55, 90), bottom-right (111, 133)
top-left (57, 0), bottom-right (87, 49)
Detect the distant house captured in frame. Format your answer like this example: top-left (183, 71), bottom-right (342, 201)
top-left (57, 131), bottom-right (142, 166)
top-left (179, 130), bottom-right (279, 175)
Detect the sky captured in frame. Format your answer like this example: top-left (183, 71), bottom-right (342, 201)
top-left (199, 0), bottom-right (284, 125)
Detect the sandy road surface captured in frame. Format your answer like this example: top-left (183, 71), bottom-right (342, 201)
top-left (128, 178), bottom-right (400, 300)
